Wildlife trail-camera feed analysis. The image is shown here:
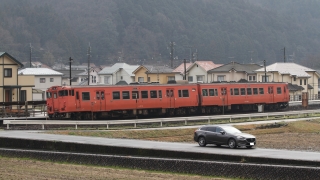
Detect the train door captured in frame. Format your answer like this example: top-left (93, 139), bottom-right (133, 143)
top-left (132, 90), bottom-right (139, 111)
top-left (221, 87), bottom-right (228, 106)
top-left (166, 88), bottom-right (175, 108)
top-left (268, 86), bottom-right (274, 102)
top-left (95, 90), bottom-right (106, 111)
top-left (75, 91), bottom-right (81, 109)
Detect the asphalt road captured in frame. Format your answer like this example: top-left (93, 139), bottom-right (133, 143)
top-left (0, 130), bottom-right (320, 162)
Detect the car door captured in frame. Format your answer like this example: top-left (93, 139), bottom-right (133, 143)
top-left (215, 126), bottom-right (229, 144)
top-left (205, 126), bottom-right (217, 143)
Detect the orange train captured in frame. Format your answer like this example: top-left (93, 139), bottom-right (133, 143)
top-left (46, 82), bottom-right (289, 120)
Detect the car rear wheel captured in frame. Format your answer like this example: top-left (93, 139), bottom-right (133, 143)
top-left (228, 139), bottom-right (237, 149)
top-left (198, 137), bottom-right (207, 147)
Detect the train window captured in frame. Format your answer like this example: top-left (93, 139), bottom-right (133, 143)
top-left (284, 86), bottom-right (286, 93)
top-left (150, 90), bottom-right (157, 98)
top-left (182, 90), bottom-right (189, 97)
top-left (59, 90), bottom-right (68, 96)
top-left (54, 93), bottom-right (57, 99)
top-left (123, 91), bottom-right (130, 99)
top-left (166, 90), bottom-right (174, 97)
top-left (268, 87), bottom-right (273, 94)
top-left (158, 90), bottom-right (162, 98)
top-left (277, 87), bottom-right (282, 94)
top-left (247, 88), bottom-right (252, 95)
top-left (178, 90), bottom-right (182, 97)
top-left (132, 91), bottom-right (139, 99)
top-left (221, 88), bottom-right (226, 95)
top-left (46, 92), bottom-right (52, 98)
top-left (253, 88), bottom-right (258, 95)
top-left (230, 89), bottom-right (233, 95)
top-left (241, 88), bottom-right (246, 95)
top-left (76, 92), bottom-right (79, 99)
top-left (209, 89), bottom-right (214, 96)
top-left (215, 89), bottom-right (218, 96)
top-left (202, 89), bottom-right (208, 96)
top-left (82, 92), bottom-right (90, 100)
top-left (70, 90), bottom-right (74, 96)
top-left (101, 92), bottom-right (105, 100)
top-left (96, 92), bottom-right (100, 100)
top-left (259, 88), bottom-right (264, 94)
top-left (141, 91), bottom-right (148, 98)
top-left (234, 88), bottom-right (239, 95)
top-left (113, 92), bottom-right (120, 100)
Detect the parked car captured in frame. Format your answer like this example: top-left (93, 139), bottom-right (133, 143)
top-left (194, 125), bottom-right (256, 149)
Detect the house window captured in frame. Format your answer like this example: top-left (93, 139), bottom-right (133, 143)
top-left (262, 76), bottom-right (269, 82)
top-left (138, 77), bottom-right (144, 82)
top-left (300, 79), bottom-right (302, 85)
top-left (196, 75), bottom-right (204, 82)
top-left (20, 90), bottom-right (26, 102)
top-left (40, 78), bottom-right (46, 83)
top-left (50, 78), bottom-right (54, 82)
top-left (168, 76), bottom-right (175, 81)
top-left (293, 76), bottom-right (296, 81)
top-left (248, 75), bottom-right (256, 81)
top-left (188, 76), bottom-right (193, 82)
top-left (104, 76), bottom-right (111, 84)
top-left (4, 68), bottom-right (12, 77)
top-left (217, 75), bottom-right (225, 81)
top-left (148, 77), bottom-right (150, 82)
top-left (304, 79), bottom-right (306, 85)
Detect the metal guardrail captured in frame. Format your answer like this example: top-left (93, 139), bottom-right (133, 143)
top-left (3, 109), bottom-right (320, 130)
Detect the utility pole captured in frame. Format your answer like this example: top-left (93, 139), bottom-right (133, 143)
top-left (184, 59), bottom-right (187, 80)
top-left (283, 47), bottom-right (286, 63)
top-left (69, 57), bottom-right (73, 86)
top-left (29, 43), bottom-right (32, 67)
top-left (87, 43), bottom-right (91, 85)
top-left (264, 60), bottom-right (267, 82)
top-left (169, 41), bottom-right (175, 68)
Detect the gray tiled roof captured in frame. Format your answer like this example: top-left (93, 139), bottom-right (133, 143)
top-left (143, 65), bottom-right (176, 73)
top-left (255, 62), bottom-right (314, 78)
top-left (99, 63), bottom-right (139, 76)
top-left (18, 68), bottom-right (63, 76)
top-left (208, 62), bottom-right (261, 74)
top-left (56, 70), bottom-right (85, 78)
top-left (288, 83), bottom-right (304, 91)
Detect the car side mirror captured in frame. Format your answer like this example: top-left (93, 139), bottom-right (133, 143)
top-left (220, 131), bottom-right (225, 135)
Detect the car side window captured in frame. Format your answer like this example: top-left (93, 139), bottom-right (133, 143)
top-left (216, 127), bottom-right (223, 133)
top-left (207, 127), bottom-right (216, 132)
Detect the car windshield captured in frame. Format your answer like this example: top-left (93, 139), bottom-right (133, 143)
top-left (222, 126), bottom-right (242, 134)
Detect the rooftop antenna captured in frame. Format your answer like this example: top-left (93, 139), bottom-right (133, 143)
top-left (87, 43), bottom-right (91, 85)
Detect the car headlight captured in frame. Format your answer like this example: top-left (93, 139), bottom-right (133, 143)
top-left (237, 136), bottom-right (246, 140)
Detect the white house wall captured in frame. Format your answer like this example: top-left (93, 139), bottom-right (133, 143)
top-left (188, 66), bottom-right (207, 83)
top-left (34, 75), bottom-right (62, 100)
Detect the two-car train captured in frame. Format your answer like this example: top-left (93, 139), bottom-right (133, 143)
top-left (46, 82), bottom-right (289, 120)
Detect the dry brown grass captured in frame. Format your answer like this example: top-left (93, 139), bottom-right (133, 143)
top-left (0, 157), bottom-right (227, 180)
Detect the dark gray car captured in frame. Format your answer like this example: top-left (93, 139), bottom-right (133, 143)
top-left (194, 125), bottom-right (256, 149)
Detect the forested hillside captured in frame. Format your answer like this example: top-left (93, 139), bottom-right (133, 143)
top-left (1, 0), bottom-right (319, 68)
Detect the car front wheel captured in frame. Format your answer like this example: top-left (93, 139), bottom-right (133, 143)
top-left (198, 137), bottom-right (207, 147)
top-left (228, 138), bottom-right (237, 149)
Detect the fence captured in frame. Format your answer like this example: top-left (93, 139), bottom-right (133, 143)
top-left (289, 94), bottom-right (319, 101)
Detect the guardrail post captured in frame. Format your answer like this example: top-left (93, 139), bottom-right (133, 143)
top-left (185, 118), bottom-right (187, 125)
top-left (42, 124), bottom-right (44, 130)
top-left (249, 115), bottom-right (251, 120)
top-left (208, 118), bottom-right (210, 124)
top-left (160, 120), bottom-right (162, 127)
top-left (229, 116), bottom-right (232, 122)
top-left (7, 124), bottom-right (9, 130)
top-left (134, 122), bottom-right (136, 128)
top-left (107, 123), bottom-right (109, 129)
top-left (75, 124), bottom-right (78, 130)
top-left (267, 114), bottom-right (268, 119)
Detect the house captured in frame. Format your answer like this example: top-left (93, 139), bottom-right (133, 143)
top-left (0, 52), bottom-right (35, 103)
top-left (18, 68), bottom-right (63, 100)
top-left (98, 63), bottom-right (139, 85)
top-left (255, 62), bottom-right (319, 100)
top-left (208, 61), bottom-right (262, 82)
top-left (133, 65), bottom-right (181, 84)
top-left (172, 62), bottom-right (193, 80)
top-left (183, 61), bottom-right (222, 83)
top-left (56, 69), bottom-right (84, 86)
top-left (77, 67), bottom-right (101, 85)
